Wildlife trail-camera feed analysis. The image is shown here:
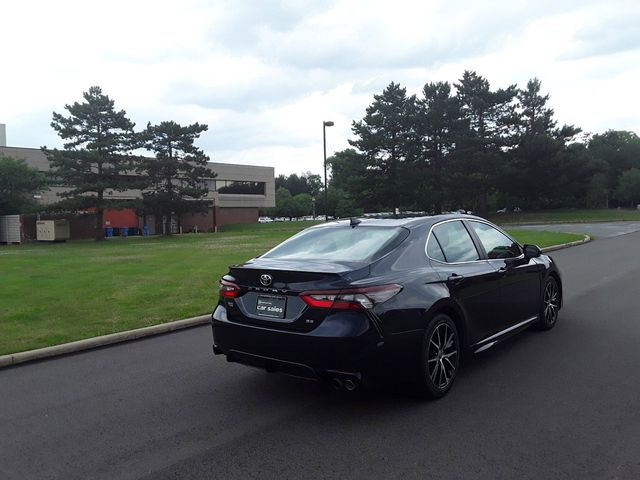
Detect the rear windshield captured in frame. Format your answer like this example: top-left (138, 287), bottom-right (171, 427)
top-left (262, 226), bottom-right (409, 263)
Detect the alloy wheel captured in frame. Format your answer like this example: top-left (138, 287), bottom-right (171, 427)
top-left (427, 322), bottom-right (458, 390)
top-left (543, 279), bottom-right (559, 326)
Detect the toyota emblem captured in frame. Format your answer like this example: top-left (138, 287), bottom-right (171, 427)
top-left (260, 274), bottom-right (273, 286)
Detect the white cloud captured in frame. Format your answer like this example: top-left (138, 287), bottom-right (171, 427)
top-left (1, 0), bottom-right (638, 175)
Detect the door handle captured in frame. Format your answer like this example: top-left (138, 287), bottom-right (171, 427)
top-left (447, 273), bottom-right (465, 285)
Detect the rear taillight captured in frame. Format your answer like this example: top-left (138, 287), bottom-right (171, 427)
top-left (219, 279), bottom-right (240, 298)
top-left (300, 284), bottom-right (402, 311)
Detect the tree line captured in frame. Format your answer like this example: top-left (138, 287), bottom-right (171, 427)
top-left (260, 172), bottom-right (363, 219)
top-left (4, 77), bottom-right (640, 231)
top-left (260, 173), bottom-right (320, 219)
top-left (0, 87), bottom-right (212, 240)
top-left (273, 71), bottom-right (640, 218)
top-left (332, 72), bottom-right (640, 215)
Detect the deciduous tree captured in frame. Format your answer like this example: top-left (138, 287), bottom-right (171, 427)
top-left (614, 168), bottom-right (640, 207)
top-left (328, 148), bottom-right (376, 212)
top-left (588, 130), bottom-right (640, 205)
top-left (275, 172), bottom-right (323, 197)
top-left (0, 156), bottom-right (46, 215)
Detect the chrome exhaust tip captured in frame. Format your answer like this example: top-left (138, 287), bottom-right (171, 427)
top-left (331, 377), bottom-right (344, 390)
top-left (344, 378), bottom-right (358, 392)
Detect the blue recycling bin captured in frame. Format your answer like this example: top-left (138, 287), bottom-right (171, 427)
top-left (143, 225), bottom-right (150, 236)
top-left (105, 227), bottom-right (113, 237)
top-left (121, 227), bottom-right (129, 237)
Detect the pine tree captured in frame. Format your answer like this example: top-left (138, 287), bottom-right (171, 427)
top-left (518, 78), bottom-right (556, 136)
top-left (506, 78), bottom-right (582, 209)
top-left (454, 71), bottom-right (518, 215)
top-left (45, 86), bottom-right (138, 240)
top-left (140, 121), bottom-right (212, 234)
top-left (413, 81), bottom-right (463, 213)
top-left (350, 82), bottom-right (416, 212)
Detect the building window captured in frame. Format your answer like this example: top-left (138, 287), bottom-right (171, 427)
top-left (217, 181), bottom-right (266, 195)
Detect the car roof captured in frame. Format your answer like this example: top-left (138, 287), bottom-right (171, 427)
top-left (314, 214), bottom-right (487, 230)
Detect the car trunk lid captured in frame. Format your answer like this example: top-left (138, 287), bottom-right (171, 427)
top-left (222, 258), bottom-right (370, 332)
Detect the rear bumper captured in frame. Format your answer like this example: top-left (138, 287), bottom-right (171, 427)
top-left (211, 304), bottom-right (385, 380)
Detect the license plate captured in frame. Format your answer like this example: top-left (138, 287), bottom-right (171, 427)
top-left (256, 295), bottom-right (286, 318)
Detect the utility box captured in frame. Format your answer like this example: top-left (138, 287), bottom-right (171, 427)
top-left (36, 220), bottom-right (70, 242)
top-left (0, 215), bottom-right (22, 244)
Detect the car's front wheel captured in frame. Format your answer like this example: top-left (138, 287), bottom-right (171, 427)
top-left (537, 276), bottom-right (560, 330)
top-left (417, 314), bottom-right (460, 398)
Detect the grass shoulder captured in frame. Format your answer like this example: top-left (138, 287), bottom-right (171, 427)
top-left (489, 208), bottom-right (640, 225)
top-left (505, 229), bottom-right (584, 248)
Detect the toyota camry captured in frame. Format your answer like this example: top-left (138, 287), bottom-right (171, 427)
top-left (211, 214), bottom-right (562, 397)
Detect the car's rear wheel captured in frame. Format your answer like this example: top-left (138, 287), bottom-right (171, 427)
top-left (417, 314), bottom-right (460, 398)
top-left (537, 276), bottom-right (560, 330)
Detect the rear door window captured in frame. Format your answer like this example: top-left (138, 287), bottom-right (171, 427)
top-left (431, 221), bottom-right (480, 263)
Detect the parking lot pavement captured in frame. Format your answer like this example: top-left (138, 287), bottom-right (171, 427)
top-left (504, 220), bottom-right (640, 239)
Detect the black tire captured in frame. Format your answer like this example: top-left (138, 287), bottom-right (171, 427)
top-left (537, 276), bottom-right (560, 330)
top-left (416, 314), bottom-right (460, 398)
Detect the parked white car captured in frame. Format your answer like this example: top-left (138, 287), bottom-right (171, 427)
top-left (258, 217), bottom-right (274, 223)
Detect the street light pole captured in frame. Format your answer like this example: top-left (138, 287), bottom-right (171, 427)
top-left (323, 120), bottom-right (334, 222)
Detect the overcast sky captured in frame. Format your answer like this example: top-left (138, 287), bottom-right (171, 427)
top-left (1, 0), bottom-right (639, 176)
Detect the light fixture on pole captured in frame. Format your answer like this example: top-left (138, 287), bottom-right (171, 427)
top-left (323, 120), bottom-right (334, 222)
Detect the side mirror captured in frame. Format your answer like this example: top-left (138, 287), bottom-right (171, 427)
top-left (523, 244), bottom-right (542, 259)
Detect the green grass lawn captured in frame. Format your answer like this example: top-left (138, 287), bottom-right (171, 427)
top-left (0, 221), bottom-right (582, 355)
top-left (504, 229), bottom-right (583, 247)
top-left (489, 208), bottom-right (640, 225)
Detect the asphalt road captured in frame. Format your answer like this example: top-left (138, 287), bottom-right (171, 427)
top-left (505, 220), bottom-right (640, 239)
top-left (2, 231), bottom-right (640, 479)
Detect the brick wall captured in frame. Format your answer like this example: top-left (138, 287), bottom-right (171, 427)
top-left (214, 207), bottom-right (258, 226)
top-left (180, 209), bottom-right (215, 232)
top-left (173, 207), bottom-right (258, 232)
top-left (19, 207), bottom-right (258, 240)
top-left (21, 213), bottom-right (97, 240)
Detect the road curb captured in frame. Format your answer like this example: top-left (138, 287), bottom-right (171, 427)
top-left (541, 234), bottom-right (591, 253)
top-left (0, 314), bottom-right (211, 368)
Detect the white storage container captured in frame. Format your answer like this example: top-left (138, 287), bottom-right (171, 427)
top-left (0, 215), bottom-right (22, 244)
top-left (36, 220), bottom-right (70, 242)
